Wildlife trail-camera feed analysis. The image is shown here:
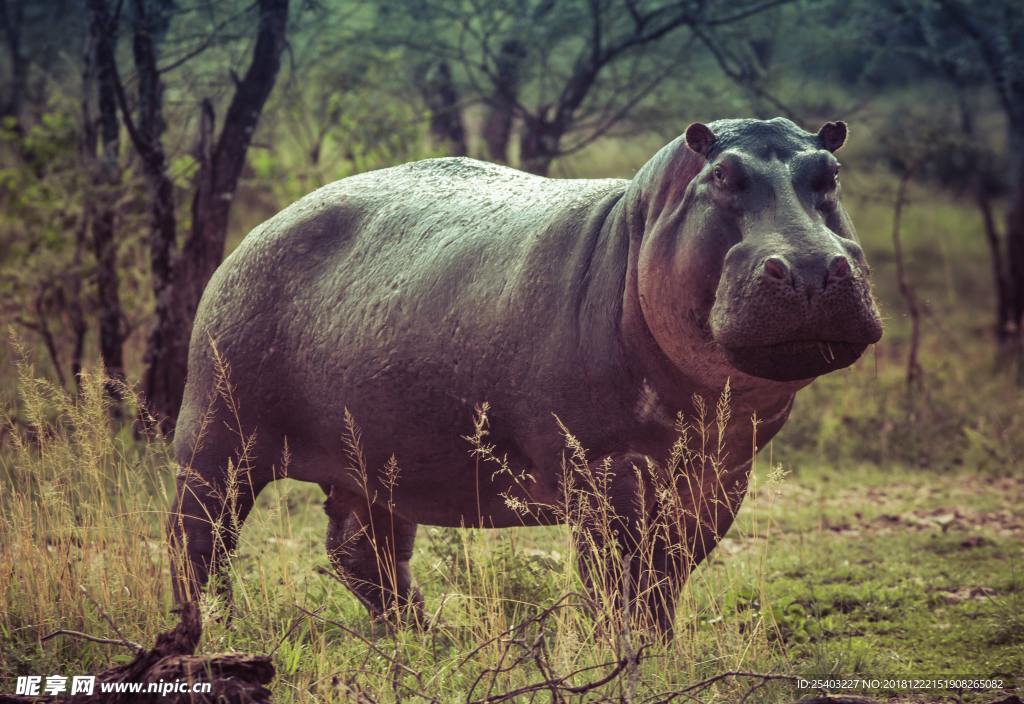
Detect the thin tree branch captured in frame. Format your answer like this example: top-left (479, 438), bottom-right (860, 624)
top-left (41, 628), bottom-right (144, 654)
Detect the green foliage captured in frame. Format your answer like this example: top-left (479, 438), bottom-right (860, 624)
top-left (0, 104), bottom-right (160, 386)
top-left (423, 527), bottom-right (564, 622)
top-left (0, 112), bottom-right (91, 379)
top-left (0, 110), bottom-right (80, 245)
top-left (778, 350), bottom-right (1024, 473)
top-left (249, 3), bottom-right (438, 203)
top-left (254, 52), bottom-right (431, 206)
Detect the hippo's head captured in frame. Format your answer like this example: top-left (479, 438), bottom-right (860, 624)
top-left (633, 117), bottom-right (883, 385)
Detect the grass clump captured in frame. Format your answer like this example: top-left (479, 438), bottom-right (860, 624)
top-left (0, 354), bottom-right (177, 677)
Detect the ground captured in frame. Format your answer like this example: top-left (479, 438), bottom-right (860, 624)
top-left (197, 450), bottom-right (1022, 702)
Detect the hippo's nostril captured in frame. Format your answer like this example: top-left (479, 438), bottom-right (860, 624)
top-left (827, 255), bottom-right (851, 288)
top-left (828, 255), bottom-right (850, 281)
top-left (763, 256), bottom-right (790, 282)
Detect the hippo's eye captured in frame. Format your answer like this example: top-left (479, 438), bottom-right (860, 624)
top-left (712, 165), bottom-right (726, 183)
top-left (819, 163), bottom-right (840, 192)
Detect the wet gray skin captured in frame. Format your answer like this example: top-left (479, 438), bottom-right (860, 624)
top-left (169, 117), bottom-right (882, 634)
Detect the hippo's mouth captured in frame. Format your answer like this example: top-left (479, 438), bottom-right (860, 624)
top-left (720, 339), bottom-right (869, 382)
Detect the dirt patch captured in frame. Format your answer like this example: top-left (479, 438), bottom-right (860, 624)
top-left (935, 585), bottom-right (998, 605)
top-left (871, 507), bottom-right (1023, 537)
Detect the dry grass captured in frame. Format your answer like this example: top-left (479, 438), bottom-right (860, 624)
top-left (0, 348), bottom-right (815, 702)
top-left (0, 350), bottom-right (178, 675)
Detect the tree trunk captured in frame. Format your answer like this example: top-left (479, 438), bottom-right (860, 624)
top-left (0, 0), bottom-right (27, 127)
top-left (128, 0), bottom-right (182, 421)
top-left (1006, 121), bottom-right (1024, 379)
top-left (482, 106), bottom-right (514, 164)
top-left (132, 0), bottom-right (176, 308)
top-left (891, 169), bottom-right (923, 389)
top-left (74, 2), bottom-right (97, 393)
top-left (481, 39), bottom-right (526, 163)
top-left (33, 291), bottom-right (66, 389)
top-left (143, 100), bottom-right (213, 430)
top-left (417, 60), bottom-right (467, 156)
top-left (518, 113), bottom-right (560, 176)
top-left (954, 88), bottom-right (1013, 356)
top-left (146, 0), bottom-right (289, 426)
top-left (69, 215), bottom-right (88, 391)
top-left (87, 0), bottom-right (125, 393)
top-left (976, 192), bottom-right (1012, 349)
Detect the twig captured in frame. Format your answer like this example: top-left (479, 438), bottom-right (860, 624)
top-left (643, 671), bottom-right (807, 704)
top-left (457, 592), bottom-right (589, 669)
top-left (40, 628), bottom-right (144, 653)
top-left (679, 670), bottom-right (799, 696)
top-left (468, 645), bottom-right (652, 704)
top-left (295, 604), bottom-right (418, 677)
top-left (81, 586), bottom-right (142, 654)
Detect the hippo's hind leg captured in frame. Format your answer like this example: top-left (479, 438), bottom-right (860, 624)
top-left (323, 485), bottom-right (424, 626)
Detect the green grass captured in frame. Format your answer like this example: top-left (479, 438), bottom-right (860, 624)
top-left (734, 466), bottom-right (1024, 682)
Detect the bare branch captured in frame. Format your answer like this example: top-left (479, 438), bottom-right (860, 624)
top-left (41, 628), bottom-right (145, 654)
top-left (689, 23), bottom-right (802, 121)
top-left (707, 0), bottom-right (794, 26)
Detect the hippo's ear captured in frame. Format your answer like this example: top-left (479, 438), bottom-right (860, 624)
top-left (817, 121), bottom-right (848, 152)
top-left (685, 123), bottom-right (715, 158)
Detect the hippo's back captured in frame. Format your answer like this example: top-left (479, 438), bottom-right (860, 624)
top-left (174, 157), bottom-right (628, 476)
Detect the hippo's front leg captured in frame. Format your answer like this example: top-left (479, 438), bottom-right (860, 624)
top-left (168, 457), bottom-right (271, 606)
top-left (571, 452), bottom-right (750, 637)
top-left (323, 485), bottom-right (425, 626)
top-left (572, 453), bottom-right (685, 636)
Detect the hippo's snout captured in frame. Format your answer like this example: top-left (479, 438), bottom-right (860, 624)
top-left (710, 245), bottom-right (883, 382)
top-left (759, 252), bottom-right (852, 293)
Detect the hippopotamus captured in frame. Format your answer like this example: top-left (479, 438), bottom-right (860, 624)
top-left (169, 117), bottom-right (882, 634)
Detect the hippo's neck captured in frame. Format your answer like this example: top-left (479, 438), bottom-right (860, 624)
top-left (601, 181), bottom-right (799, 441)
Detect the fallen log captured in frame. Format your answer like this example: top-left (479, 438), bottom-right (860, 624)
top-left (1, 602), bottom-right (274, 704)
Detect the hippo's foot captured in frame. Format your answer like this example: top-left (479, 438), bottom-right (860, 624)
top-left (323, 485), bottom-right (425, 628)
